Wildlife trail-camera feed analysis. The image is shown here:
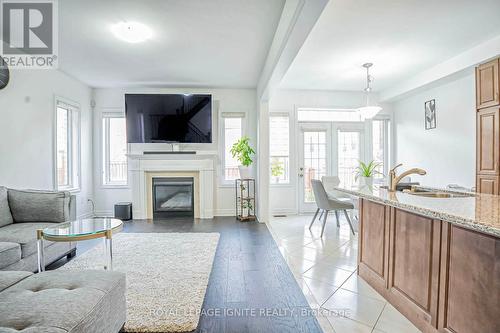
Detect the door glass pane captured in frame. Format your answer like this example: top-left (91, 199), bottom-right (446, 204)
top-left (338, 131), bottom-right (361, 188)
top-left (56, 107), bottom-right (69, 187)
top-left (303, 131), bottom-right (327, 203)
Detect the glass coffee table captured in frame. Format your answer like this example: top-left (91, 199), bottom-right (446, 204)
top-left (36, 218), bottom-right (123, 272)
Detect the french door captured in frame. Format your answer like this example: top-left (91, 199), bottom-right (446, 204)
top-left (298, 124), bottom-right (331, 213)
top-left (298, 122), bottom-right (365, 213)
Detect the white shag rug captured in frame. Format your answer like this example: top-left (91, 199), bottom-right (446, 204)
top-left (58, 233), bottom-right (220, 333)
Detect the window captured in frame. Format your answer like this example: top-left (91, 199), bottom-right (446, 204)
top-left (102, 114), bottom-right (128, 186)
top-left (270, 115), bottom-right (289, 184)
top-left (222, 116), bottom-right (243, 181)
top-left (338, 130), bottom-right (362, 188)
top-left (55, 99), bottom-right (80, 191)
top-left (372, 119), bottom-right (391, 179)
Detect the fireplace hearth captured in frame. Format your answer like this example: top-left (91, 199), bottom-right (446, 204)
top-left (152, 177), bottom-right (194, 218)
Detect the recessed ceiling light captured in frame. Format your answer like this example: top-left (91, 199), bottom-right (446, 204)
top-left (111, 21), bottom-right (153, 43)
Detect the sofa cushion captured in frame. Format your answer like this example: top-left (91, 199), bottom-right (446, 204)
top-left (7, 189), bottom-right (71, 223)
top-left (0, 223), bottom-right (55, 258)
top-left (0, 270), bottom-right (126, 333)
top-left (0, 187), bottom-right (13, 228)
top-left (0, 271), bottom-right (32, 292)
top-left (0, 243), bottom-right (21, 270)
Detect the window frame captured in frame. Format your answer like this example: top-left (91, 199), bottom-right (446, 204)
top-left (53, 96), bottom-right (81, 192)
top-left (269, 112), bottom-right (291, 186)
top-left (101, 110), bottom-right (128, 188)
top-left (371, 116), bottom-right (392, 178)
top-left (219, 112), bottom-right (246, 186)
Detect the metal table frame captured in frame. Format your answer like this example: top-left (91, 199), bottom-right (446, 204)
top-left (36, 219), bottom-right (123, 273)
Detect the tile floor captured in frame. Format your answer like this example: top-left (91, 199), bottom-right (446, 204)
top-left (267, 214), bottom-right (422, 333)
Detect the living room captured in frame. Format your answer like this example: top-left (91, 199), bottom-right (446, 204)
top-left (1, 0), bottom-right (499, 333)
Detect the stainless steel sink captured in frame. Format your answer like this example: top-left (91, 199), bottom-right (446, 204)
top-left (403, 190), bottom-right (452, 198)
top-left (402, 188), bottom-right (474, 198)
top-left (379, 185), bottom-right (475, 198)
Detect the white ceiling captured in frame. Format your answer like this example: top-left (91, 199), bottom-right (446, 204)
top-left (280, 0), bottom-right (500, 92)
top-left (59, 0), bottom-right (285, 88)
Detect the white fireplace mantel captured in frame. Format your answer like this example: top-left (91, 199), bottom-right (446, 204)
top-left (128, 154), bottom-right (215, 219)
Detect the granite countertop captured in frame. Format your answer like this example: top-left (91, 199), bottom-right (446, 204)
top-left (332, 185), bottom-right (500, 238)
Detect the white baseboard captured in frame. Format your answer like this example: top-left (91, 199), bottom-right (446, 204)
top-left (94, 210), bottom-right (114, 217)
top-left (214, 208), bottom-right (235, 217)
top-left (95, 209), bottom-right (236, 218)
top-left (271, 209), bottom-right (298, 216)
top-left (77, 211), bottom-right (94, 219)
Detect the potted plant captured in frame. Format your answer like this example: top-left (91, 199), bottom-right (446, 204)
top-left (354, 160), bottom-right (382, 187)
top-left (242, 200), bottom-right (253, 218)
top-left (271, 158), bottom-right (284, 183)
top-left (230, 136), bottom-right (256, 179)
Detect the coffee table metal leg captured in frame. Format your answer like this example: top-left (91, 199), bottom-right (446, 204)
top-left (36, 230), bottom-right (45, 273)
top-left (105, 230), bottom-right (113, 271)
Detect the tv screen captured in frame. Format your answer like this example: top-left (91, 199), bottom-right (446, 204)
top-left (125, 94), bottom-right (212, 143)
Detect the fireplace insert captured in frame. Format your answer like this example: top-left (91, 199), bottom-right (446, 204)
top-left (152, 177), bottom-right (194, 218)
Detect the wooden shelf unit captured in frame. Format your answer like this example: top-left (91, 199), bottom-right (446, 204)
top-left (235, 179), bottom-right (256, 221)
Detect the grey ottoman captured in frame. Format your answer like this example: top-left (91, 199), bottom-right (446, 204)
top-left (0, 270), bottom-right (126, 333)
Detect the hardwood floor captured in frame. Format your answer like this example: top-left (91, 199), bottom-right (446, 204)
top-left (48, 217), bottom-right (323, 333)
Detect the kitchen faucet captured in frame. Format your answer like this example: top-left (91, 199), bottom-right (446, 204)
top-left (388, 164), bottom-right (427, 191)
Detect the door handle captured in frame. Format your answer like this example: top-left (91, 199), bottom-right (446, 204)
top-left (299, 167), bottom-right (304, 177)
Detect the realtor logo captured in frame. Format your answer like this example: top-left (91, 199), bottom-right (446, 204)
top-left (1, 0), bottom-right (58, 68)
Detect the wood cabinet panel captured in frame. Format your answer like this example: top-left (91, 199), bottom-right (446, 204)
top-left (476, 108), bottom-right (499, 175)
top-left (476, 174), bottom-right (499, 194)
top-left (438, 223), bottom-right (500, 333)
top-left (476, 59), bottom-right (499, 109)
top-left (387, 210), bottom-right (441, 328)
top-left (358, 199), bottom-right (389, 289)
top-left (358, 200), bottom-right (499, 333)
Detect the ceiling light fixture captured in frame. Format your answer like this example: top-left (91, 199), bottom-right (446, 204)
top-left (111, 21), bottom-right (153, 43)
top-left (357, 63), bottom-right (382, 120)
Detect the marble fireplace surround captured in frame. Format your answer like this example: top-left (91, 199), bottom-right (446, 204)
top-left (128, 154), bottom-right (215, 219)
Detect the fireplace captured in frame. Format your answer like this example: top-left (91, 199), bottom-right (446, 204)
top-left (152, 177), bottom-right (194, 218)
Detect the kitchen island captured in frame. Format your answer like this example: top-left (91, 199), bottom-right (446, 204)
top-left (333, 185), bottom-right (499, 333)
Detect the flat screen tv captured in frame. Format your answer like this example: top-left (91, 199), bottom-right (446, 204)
top-left (125, 94), bottom-right (212, 143)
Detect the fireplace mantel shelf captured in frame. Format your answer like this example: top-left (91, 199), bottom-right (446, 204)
top-left (127, 150), bottom-right (218, 160)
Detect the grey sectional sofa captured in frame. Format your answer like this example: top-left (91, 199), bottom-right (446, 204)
top-left (0, 269), bottom-right (126, 332)
top-left (0, 187), bottom-right (77, 272)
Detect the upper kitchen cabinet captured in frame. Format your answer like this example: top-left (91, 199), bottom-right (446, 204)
top-left (476, 107), bottom-right (500, 175)
top-left (476, 58), bottom-right (499, 109)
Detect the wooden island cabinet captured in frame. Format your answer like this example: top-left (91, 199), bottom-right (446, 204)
top-left (359, 199), bottom-right (500, 333)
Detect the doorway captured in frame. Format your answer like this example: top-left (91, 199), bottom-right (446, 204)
top-left (298, 122), bottom-right (365, 213)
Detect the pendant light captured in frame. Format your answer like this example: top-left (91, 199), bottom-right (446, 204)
top-left (357, 63), bottom-right (382, 120)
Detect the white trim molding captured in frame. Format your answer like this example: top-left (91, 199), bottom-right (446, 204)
top-left (53, 95), bottom-right (81, 192)
top-left (128, 154), bottom-right (215, 219)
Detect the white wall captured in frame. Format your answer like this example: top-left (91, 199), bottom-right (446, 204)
top-left (269, 89), bottom-right (393, 214)
top-left (393, 69), bottom-right (476, 189)
top-left (92, 87), bottom-right (257, 216)
top-left (0, 69), bottom-right (94, 217)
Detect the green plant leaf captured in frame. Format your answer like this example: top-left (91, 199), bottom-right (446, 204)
top-left (354, 160), bottom-right (383, 180)
top-left (230, 136), bottom-right (255, 166)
